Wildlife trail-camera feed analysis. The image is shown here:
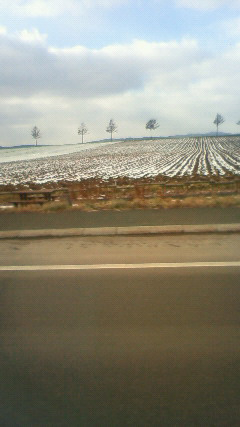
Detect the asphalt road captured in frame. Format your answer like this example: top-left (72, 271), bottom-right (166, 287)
top-left (0, 206), bottom-right (239, 231)
top-left (1, 267), bottom-right (240, 426)
top-left (1, 235), bottom-right (240, 426)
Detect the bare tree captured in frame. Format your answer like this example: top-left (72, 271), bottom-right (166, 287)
top-left (31, 126), bottom-right (41, 146)
top-left (146, 119), bottom-right (159, 139)
top-left (78, 123), bottom-right (88, 144)
top-left (237, 120), bottom-right (240, 126)
top-left (106, 119), bottom-right (117, 142)
top-left (213, 114), bottom-right (224, 136)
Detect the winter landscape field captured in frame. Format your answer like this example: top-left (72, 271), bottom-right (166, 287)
top-left (0, 136), bottom-right (239, 187)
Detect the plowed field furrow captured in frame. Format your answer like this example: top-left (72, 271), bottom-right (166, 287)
top-left (0, 136), bottom-right (239, 185)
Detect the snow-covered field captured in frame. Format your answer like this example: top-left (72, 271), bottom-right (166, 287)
top-left (0, 136), bottom-right (239, 186)
top-left (0, 141), bottom-right (117, 163)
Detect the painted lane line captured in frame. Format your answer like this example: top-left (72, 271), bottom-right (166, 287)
top-left (0, 261), bottom-right (240, 271)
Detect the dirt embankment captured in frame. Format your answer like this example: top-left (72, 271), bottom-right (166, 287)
top-left (0, 172), bottom-right (239, 192)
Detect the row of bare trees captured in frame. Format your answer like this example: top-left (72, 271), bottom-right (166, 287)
top-left (78, 119), bottom-right (118, 144)
top-left (77, 119), bottom-right (160, 144)
top-left (30, 120), bottom-right (119, 146)
top-left (31, 115), bottom-right (240, 146)
top-left (75, 115), bottom-right (240, 143)
top-left (31, 119), bottom-right (159, 146)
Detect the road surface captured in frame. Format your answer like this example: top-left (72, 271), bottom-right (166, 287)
top-left (1, 234), bottom-right (240, 426)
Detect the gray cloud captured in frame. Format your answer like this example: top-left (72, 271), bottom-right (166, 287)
top-left (0, 34), bottom-right (147, 97)
top-left (0, 31), bottom-right (240, 145)
top-left (0, 34), bottom-right (203, 99)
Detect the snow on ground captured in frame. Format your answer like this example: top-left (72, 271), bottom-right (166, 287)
top-left (0, 137), bottom-right (239, 186)
top-left (0, 141), bottom-right (118, 163)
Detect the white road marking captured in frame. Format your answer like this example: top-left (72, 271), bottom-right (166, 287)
top-left (0, 262), bottom-right (240, 271)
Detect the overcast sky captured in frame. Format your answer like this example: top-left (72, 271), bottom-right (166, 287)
top-left (1, 0), bottom-right (240, 146)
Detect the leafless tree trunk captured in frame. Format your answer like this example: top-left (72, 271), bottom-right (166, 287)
top-left (78, 123), bottom-right (88, 144)
top-left (106, 119), bottom-right (117, 141)
top-left (213, 114), bottom-right (224, 136)
top-left (146, 119), bottom-right (159, 140)
top-left (31, 126), bottom-right (41, 146)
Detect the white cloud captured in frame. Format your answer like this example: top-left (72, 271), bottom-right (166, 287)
top-left (0, 25), bottom-right (7, 34)
top-left (17, 28), bottom-right (48, 43)
top-left (0, 26), bottom-right (48, 44)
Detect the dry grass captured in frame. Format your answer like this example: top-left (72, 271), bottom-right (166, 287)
top-left (177, 195), bottom-right (240, 208)
top-left (69, 194), bottom-right (240, 211)
top-left (1, 195), bottom-right (240, 213)
top-left (0, 175), bottom-right (240, 212)
top-left (41, 201), bottom-right (71, 212)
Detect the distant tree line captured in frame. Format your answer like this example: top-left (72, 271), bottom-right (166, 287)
top-left (31, 114), bottom-right (240, 145)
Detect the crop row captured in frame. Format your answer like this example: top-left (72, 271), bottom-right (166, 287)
top-left (0, 136), bottom-right (239, 186)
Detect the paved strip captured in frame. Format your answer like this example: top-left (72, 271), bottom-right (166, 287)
top-left (1, 261), bottom-right (240, 271)
top-left (0, 223), bottom-right (240, 239)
